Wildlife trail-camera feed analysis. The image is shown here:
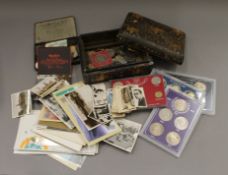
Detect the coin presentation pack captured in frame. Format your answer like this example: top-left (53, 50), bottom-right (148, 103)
top-left (152, 69), bottom-right (205, 103)
top-left (111, 74), bottom-right (167, 108)
top-left (165, 71), bottom-right (216, 115)
top-left (140, 88), bottom-right (203, 157)
top-left (10, 12), bottom-right (217, 171)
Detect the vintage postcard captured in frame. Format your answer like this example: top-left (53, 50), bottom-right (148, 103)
top-left (39, 94), bottom-right (75, 129)
top-left (64, 85), bottom-right (101, 130)
top-left (104, 119), bottom-right (141, 152)
top-left (31, 76), bottom-right (58, 97)
top-left (11, 90), bottom-right (32, 118)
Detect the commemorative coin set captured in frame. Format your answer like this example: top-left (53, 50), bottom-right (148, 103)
top-left (11, 12), bottom-right (216, 171)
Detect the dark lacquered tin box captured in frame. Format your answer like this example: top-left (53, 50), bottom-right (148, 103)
top-left (118, 12), bottom-right (186, 65)
top-left (79, 29), bottom-right (154, 84)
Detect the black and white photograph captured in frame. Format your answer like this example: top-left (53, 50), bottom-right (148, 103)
top-left (11, 90), bottom-right (32, 118)
top-left (65, 85), bottom-right (101, 130)
top-left (93, 105), bottom-right (112, 124)
top-left (132, 87), bottom-right (147, 108)
top-left (92, 83), bottom-right (107, 106)
top-left (104, 119), bottom-right (142, 152)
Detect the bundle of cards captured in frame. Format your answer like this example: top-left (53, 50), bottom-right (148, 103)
top-left (14, 111), bottom-right (78, 154)
top-left (112, 74), bottom-right (167, 110)
top-left (31, 76), bottom-right (75, 129)
top-left (140, 88), bottom-right (203, 157)
top-left (165, 71), bottom-right (216, 115)
top-left (53, 82), bottom-right (122, 145)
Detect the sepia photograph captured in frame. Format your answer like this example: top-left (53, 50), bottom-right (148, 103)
top-left (11, 90), bottom-right (32, 118)
top-left (65, 86), bottom-right (101, 130)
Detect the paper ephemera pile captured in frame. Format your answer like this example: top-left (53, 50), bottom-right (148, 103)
top-left (11, 69), bottom-right (216, 170)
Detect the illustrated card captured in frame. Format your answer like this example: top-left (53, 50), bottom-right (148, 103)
top-left (39, 106), bottom-right (60, 122)
top-left (14, 111), bottom-right (76, 154)
top-left (39, 94), bottom-right (75, 129)
top-left (104, 119), bottom-right (141, 152)
top-left (166, 71), bottom-right (216, 115)
top-left (112, 74), bottom-right (167, 108)
top-left (11, 90), bottom-right (32, 118)
top-left (140, 88), bottom-right (203, 157)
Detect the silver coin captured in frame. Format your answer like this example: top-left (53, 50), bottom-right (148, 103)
top-left (174, 99), bottom-right (187, 112)
top-left (166, 132), bottom-right (181, 146)
top-left (169, 84), bottom-right (181, 91)
top-left (174, 117), bottom-right (189, 130)
top-left (185, 91), bottom-right (196, 99)
top-left (158, 108), bottom-right (173, 121)
top-left (149, 122), bottom-right (164, 136)
top-left (194, 81), bottom-right (207, 91)
top-left (151, 76), bottom-right (161, 85)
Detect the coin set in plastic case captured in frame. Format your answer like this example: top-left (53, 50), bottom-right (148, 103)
top-left (153, 69), bottom-right (205, 103)
top-left (140, 88), bottom-right (203, 157)
top-left (165, 71), bottom-right (216, 115)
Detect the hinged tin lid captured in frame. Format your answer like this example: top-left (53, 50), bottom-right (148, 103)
top-left (118, 12), bottom-right (186, 65)
top-left (35, 16), bottom-right (77, 44)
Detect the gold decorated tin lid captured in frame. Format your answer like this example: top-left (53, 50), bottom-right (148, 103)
top-left (35, 16), bottom-right (77, 44)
